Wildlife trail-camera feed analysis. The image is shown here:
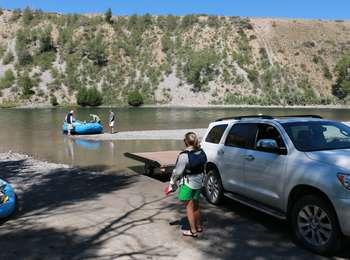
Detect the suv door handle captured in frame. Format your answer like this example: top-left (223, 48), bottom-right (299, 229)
top-left (217, 149), bottom-right (225, 155)
top-left (245, 155), bottom-right (255, 161)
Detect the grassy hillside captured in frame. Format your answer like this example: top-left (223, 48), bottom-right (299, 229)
top-left (0, 8), bottom-right (349, 107)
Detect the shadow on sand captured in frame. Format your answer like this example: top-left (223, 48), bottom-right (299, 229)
top-left (1, 157), bottom-right (349, 259)
top-left (0, 158), bottom-right (176, 259)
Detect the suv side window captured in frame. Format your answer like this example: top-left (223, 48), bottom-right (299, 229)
top-left (205, 124), bottom-right (228, 144)
top-left (256, 124), bottom-right (286, 148)
top-left (225, 123), bottom-right (258, 149)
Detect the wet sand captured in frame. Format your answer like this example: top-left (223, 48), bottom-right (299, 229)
top-left (71, 128), bottom-right (208, 141)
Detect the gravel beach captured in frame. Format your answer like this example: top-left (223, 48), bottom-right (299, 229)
top-left (0, 152), bottom-right (347, 259)
top-left (71, 128), bottom-right (208, 141)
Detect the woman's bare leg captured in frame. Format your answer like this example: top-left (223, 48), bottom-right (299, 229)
top-left (193, 200), bottom-right (202, 231)
top-left (185, 200), bottom-right (197, 233)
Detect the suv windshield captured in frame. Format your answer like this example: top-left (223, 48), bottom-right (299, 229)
top-left (282, 121), bottom-right (350, 152)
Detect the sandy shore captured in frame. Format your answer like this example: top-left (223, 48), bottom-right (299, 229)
top-left (71, 128), bottom-right (207, 141)
top-left (0, 152), bottom-right (346, 259)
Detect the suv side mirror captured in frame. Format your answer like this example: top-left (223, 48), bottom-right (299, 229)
top-left (256, 139), bottom-right (286, 155)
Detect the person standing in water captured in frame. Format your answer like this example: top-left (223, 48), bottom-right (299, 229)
top-left (170, 132), bottom-right (207, 238)
top-left (108, 110), bottom-right (116, 134)
top-left (65, 110), bottom-right (75, 135)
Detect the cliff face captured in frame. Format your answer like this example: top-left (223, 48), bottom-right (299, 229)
top-left (0, 9), bottom-right (349, 106)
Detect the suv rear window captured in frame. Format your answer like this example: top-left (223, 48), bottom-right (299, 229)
top-left (225, 123), bottom-right (258, 149)
top-left (205, 124), bottom-right (228, 144)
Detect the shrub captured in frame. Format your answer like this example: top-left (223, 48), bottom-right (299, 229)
top-left (332, 55), bottom-right (350, 99)
top-left (17, 49), bottom-right (32, 65)
top-left (208, 16), bottom-right (220, 28)
top-left (0, 69), bottom-right (16, 89)
top-left (22, 6), bottom-right (34, 24)
top-left (161, 34), bottom-right (172, 53)
top-left (141, 13), bottom-right (153, 28)
top-left (76, 86), bottom-right (103, 107)
top-left (127, 90), bottom-right (143, 106)
top-left (87, 87), bottom-right (103, 106)
top-left (34, 51), bottom-right (55, 70)
top-left (16, 28), bottom-right (32, 50)
top-left (76, 86), bottom-right (87, 106)
top-left (259, 47), bottom-right (270, 69)
top-left (181, 15), bottom-right (198, 29)
top-left (2, 51), bottom-right (14, 65)
top-left (0, 45), bottom-right (5, 58)
top-left (128, 14), bottom-right (139, 30)
top-left (312, 55), bottom-right (320, 64)
top-left (105, 8), bottom-right (112, 24)
top-left (323, 65), bottom-right (332, 80)
top-left (165, 15), bottom-right (178, 31)
top-left (183, 49), bottom-right (219, 90)
top-left (38, 27), bottom-right (54, 53)
top-left (18, 72), bottom-right (35, 98)
top-left (247, 69), bottom-right (259, 83)
top-left (238, 18), bottom-right (253, 30)
top-left (50, 95), bottom-right (59, 106)
top-left (86, 33), bottom-right (107, 66)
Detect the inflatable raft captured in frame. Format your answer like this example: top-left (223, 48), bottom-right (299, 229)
top-left (63, 121), bottom-right (103, 135)
top-left (0, 178), bottom-right (16, 219)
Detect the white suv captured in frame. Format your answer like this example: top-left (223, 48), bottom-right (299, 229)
top-left (201, 115), bottom-right (350, 255)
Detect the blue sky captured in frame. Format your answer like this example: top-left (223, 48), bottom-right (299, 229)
top-left (1, 0), bottom-right (349, 19)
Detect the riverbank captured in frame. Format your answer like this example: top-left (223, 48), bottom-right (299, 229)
top-left (71, 128), bottom-right (207, 141)
top-left (0, 152), bottom-right (334, 259)
top-left (2, 103), bottom-right (350, 109)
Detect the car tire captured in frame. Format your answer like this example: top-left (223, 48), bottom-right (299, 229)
top-left (204, 168), bottom-right (223, 205)
top-left (291, 195), bottom-right (342, 255)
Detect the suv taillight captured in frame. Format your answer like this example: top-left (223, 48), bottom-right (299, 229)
top-left (337, 173), bottom-right (350, 190)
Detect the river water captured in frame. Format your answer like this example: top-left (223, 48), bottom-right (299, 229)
top-left (0, 107), bottom-right (349, 171)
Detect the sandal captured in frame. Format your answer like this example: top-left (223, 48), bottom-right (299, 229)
top-left (182, 230), bottom-right (198, 238)
top-left (196, 227), bottom-right (203, 233)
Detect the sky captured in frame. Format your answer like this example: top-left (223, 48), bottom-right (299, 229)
top-left (0, 0), bottom-right (349, 20)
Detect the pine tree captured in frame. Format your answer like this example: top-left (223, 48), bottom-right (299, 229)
top-left (105, 8), bottom-right (112, 24)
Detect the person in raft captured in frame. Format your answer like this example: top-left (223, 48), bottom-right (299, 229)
top-left (170, 132), bottom-right (207, 238)
top-left (89, 114), bottom-right (101, 124)
top-left (65, 110), bottom-right (75, 135)
top-left (108, 110), bottom-right (116, 134)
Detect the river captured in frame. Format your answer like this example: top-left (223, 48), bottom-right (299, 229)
top-left (0, 107), bottom-right (349, 171)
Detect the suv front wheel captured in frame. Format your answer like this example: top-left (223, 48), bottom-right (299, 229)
top-left (291, 195), bottom-right (342, 255)
top-left (204, 168), bottom-right (223, 204)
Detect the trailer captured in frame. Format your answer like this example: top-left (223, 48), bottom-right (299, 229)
top-left (124, 150), bottom-right (180, 175)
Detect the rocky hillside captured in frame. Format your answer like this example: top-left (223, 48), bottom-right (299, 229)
top-left (0, 8), bottom-right (350, 107)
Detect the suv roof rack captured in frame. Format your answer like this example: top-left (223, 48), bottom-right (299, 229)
top-left (215, 115), bottom-right (273, 122)
top-left (215, 114), bottom-right (323, 122)
top-left (277, 115), bottom-right (323, 119)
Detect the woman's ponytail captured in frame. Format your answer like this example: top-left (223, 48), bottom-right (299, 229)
top-left (184, 132), bottom-right (200, 150)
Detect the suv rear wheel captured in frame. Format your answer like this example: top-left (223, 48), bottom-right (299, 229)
top-left (291, 195), bottom-right (342, 255)
top-left (204, 168), bottom-right (223, 204)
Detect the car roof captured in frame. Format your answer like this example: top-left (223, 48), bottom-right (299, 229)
top-left (211, 116), bottom-right (331, 126)
top-left (274, 117), bottom-right (326, 124)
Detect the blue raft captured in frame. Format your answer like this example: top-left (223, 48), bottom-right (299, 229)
top-left (0, 178), bottom-right (16, 219)
top-left (63, 121), bottom-right (103, 135)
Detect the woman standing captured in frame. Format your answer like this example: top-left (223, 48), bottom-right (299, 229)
top-left (170, 132), bottom-right (207, 237)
